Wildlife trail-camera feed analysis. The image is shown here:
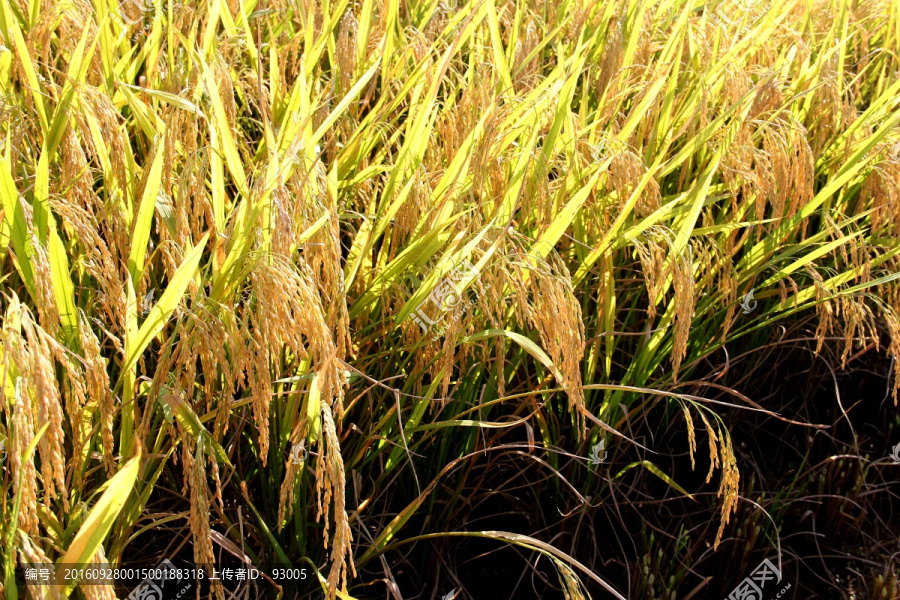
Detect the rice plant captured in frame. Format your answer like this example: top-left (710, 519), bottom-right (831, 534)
top-left (0, 0), bottom-right (898, 597)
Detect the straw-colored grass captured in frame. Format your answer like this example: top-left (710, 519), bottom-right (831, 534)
top-left (0, 0), bottom-right (898, 596)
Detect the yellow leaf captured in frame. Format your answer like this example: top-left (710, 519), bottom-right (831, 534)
top-left (127, 139), bottom-right (166, 285)
top-left (56, 452), bottom-right (141, 597)
top-left (121, 233), bottom-right (209, 378)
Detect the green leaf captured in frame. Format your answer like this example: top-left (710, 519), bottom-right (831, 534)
top-left (161, 394), bottom-right (232, 467)
top-left (46, 20), bottom-right (98, 161)
top-left (2, 0), bottom-right (48, 134)
top-left (32, 148), bottom-right (49, 244)
top-left (119, 83), bottom-right (202, 115)
top-left (463, 329), bottom-right (566, 386)
top-left (0, 133), bottom-right (35, 299)
top-left (613, 460), bottom-right (695, 500)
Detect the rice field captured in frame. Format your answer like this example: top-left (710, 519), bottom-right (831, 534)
top-left (0, 0), bottom-right (899, 597)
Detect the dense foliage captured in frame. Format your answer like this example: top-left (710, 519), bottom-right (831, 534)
top-left (0, 0), bottom-right (898, 597)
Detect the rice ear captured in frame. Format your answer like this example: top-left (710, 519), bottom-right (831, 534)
top-left (713, 426), bottom-right (740, 549)
top-left (17, 531), bottom-right (62, 600)
top-left (187, 436), bottom-right (223, 600)
top-left (79, 310), bottom-right (115, 476)
top-left (319, 403), bottom-right (355, 597)
top-left (671, 244), bottom-right (695, 381)
top-left (11, 376), bottom-right (39, 537)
